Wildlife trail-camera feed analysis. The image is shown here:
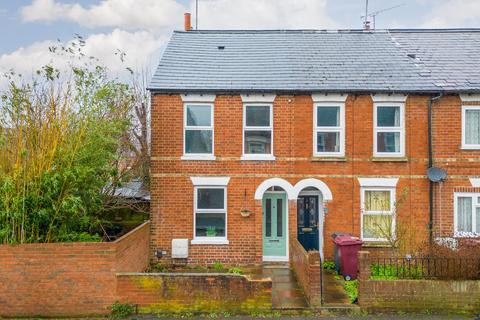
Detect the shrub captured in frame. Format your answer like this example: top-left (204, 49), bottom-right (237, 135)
top-left (343, 280), bottom-right (358, 303)
top-left (228, 267), bottom-right (244, 275)
top-left (212, 261), bottom-right (224, 271)
top-left (111, 301), bottom-right (134, 319)
top-left (323, 261), bottom-right (335, 270)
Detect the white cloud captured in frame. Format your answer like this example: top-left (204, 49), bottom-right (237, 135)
top-left (0, 29), bottom-right (165, 84)
top-left (21, 0), bottom-right (185, 34)
top-left (192, 0), bottom-right (336, 29)
top-left (421, 0), bottom-right (480, 27)
top-left (21, 0), bottom-right (336, 31)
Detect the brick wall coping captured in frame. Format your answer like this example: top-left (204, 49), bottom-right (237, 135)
top-left (113, 220), bottom-right (150, 243)
top-left (117, 272), bottom-right (272, 283)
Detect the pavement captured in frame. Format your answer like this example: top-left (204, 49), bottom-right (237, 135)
top-left (131, 315), bottom-right (477, 320)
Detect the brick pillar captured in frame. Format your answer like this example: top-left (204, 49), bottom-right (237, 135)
top-left (357, 251), bottom-right (371, 280)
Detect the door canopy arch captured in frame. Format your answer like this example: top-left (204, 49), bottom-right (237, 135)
top-left (254, 178), bottom-right (296, 200)
top-left (254, 178), bottom-right (333, 202)
top-left (293, 178), bottom-right (333, 201)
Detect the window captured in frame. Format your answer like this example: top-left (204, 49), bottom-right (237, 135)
top-left (243, 104), bottom-right (273, 159)
top-left (194, 186), bottom-right (227, 242)
top-left (183, 104), bottom-right (213, 158)
top-left (374, 103), bottom-right (405, 157)
top-left (361, 188), bottom-right (396, 241)
top-left (462, 106), bottom-right (480, 149)
top-left (454, 193), bottom-right (480, 236)
top-left (314, 104), bottom-right (345, 156)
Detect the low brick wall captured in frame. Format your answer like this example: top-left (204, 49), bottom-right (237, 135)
top-left (116, 273), bottom-right (272, 314)
top-left (0, 221), bottom-right (150, 317)
top-left (290, 238), bottom-right (321, 307)
top-left (357, 251), bottom-right (480, 313)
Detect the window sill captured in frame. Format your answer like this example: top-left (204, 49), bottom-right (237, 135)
top-left (460, 145), bottom-right (480, 150)
top-left (311, 156), bottom-right (346, 162)
top-left (191, 239), bottom-right (229, 245)
top-left (362, 241), bottom-right (395, 248)
top-left (240, 155), bottom-right (276, 161)
top-left (371, 157), bottom-right (408, 162)
top-left (181, 155), bottom-right (216, 161)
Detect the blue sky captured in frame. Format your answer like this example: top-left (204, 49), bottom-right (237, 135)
top-left (0, 0), bottom-right (479, 82)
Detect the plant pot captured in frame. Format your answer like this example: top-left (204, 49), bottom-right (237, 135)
top-left (240, 209), bottom-right (252, 217)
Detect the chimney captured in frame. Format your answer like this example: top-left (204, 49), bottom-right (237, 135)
top-left (363, 20), bottom-right (371, 31)
top-left (184, 12), bottom-right (192, 31)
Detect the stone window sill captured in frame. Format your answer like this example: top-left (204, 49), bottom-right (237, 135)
top-left (311, 156), bottom-right (347, 162)
top-left (191, 239), bottom-right (229, 245)
top-left (181, 155), bottom-right (216, 161)
top-left (240, 155), bottom-right (276, 161)
top-left (371, 157), bottom-right (409, 162)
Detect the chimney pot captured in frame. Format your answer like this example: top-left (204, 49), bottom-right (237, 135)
top-left (184, 12), bottom-right (192, 31)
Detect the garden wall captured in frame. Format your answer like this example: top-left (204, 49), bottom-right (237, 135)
top-left (357, 251), bottom-right (480, 313)
top-left (290, 238), bottom-right (321, 307)
top-left (0, 221), bottom-right (150, 318)
top-left (116, 273), bottom-right (272, 314)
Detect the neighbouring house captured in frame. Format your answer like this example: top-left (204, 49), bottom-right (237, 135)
top-left (147, 21), bottom-right (480, 264)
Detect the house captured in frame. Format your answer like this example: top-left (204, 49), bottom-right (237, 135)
top-left (148, 25), bottom-right (480, 265)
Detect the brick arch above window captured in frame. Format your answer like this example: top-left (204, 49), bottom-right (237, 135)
top-left (254, 178), bottom-right (296, 200)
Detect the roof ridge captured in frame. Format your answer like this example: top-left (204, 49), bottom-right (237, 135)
top-left (173, 28), bottom-right (480, 34)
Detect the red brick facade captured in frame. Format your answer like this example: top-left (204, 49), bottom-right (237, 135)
top-left (150, 93), bottom-right (480, 265)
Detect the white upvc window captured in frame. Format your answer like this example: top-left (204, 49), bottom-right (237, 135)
top-left (242, 103), bottom-right (274, 160)
top-left (192, 185), bottom-right (228, 244)
top-left (182, 103), bottom-right (214, 160)
top-left (461, 106), bottom-right (480, 149)
top-left (454, 192), bottom-right (480, 237)
top-left (360, 187), bottom-right (396, 242)
top-left (373, 102), bottom-right (405, 157)
top-left (313, 103), bottom-right (345, 157)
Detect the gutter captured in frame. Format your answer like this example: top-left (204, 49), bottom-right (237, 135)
top-left (428, 93), bottom-right (443, 244)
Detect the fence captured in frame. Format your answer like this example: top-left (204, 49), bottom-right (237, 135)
top-left (369, 256), bottom-right (480, 280)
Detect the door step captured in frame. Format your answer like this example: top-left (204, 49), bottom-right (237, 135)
top-left (262, 262), bottom-right (289, 268)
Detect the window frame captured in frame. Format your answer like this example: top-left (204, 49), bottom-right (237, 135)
top-left (453, 192), bottom-right (480, 236)
top-left (242, 103), bottom-right (275, 160)
top-left (182, 103), bottom-right (215, 160)
top-left (360, 187), bottom-right (396, 242)
top-left (192, 185), bottom-right (228, 244)
top-left (461, 105), bottom-right (480, 150)
top-left (373, 102), bottom-right (405, 157)
top-left (313, 102), bottom-right (345, 157)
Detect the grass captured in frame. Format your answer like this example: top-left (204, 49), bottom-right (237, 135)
top-left (343, 279), bottom-right (358, 304)
top-left (370, 263), bottom-right (424, 280)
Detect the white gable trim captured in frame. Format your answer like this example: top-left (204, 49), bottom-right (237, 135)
top-left (181, 94), bottom-right (216, 103)
top-left (470, 178), bottom-right (480, 188)
top-left (312, 93), bottom-right (347, 103)
top-left (241, 94), bottom-right (276, 103)
top-left (371, 94), bottom-right (408, 103)
top-left (460, 94), bottom-right (480, 102)
top-left (190, 177), bottom-right (230, 186)
top-left (358, 178), bottom-right (399, 188)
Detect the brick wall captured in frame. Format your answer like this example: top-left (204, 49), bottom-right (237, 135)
top-left (116, 273), bottom-right (272, 314)
top-left (290, 238), bottom-right (321, 307)
top-left (150, 93), bottom-right (479, 265)
top-left (357, 251), bottom-right (480, 313)
top-left (0, 221), bottom-right (150, 318)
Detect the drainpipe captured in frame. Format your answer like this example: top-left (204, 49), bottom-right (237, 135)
top-left (428, 93), bottom-right (443, 245)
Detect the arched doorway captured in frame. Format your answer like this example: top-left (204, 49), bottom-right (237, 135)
top-left (255, 178), bottom-right (295, 262)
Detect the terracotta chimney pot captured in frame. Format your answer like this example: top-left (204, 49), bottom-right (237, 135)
top-left (184, 13), bottom-right (192, 31)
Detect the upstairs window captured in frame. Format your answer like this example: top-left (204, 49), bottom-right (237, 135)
top-left (374, 104), bottom-right (405, 157)
top-left (184, 104), bottom-right (213, 156)
top-left (454, 193), bottom-right (480, 236)
top-left (462, 106), bottom-right (480, 149)
top-left (314, 104), bottom-right (345, 156)
top-left (243, 104), bottom-right (273, 158)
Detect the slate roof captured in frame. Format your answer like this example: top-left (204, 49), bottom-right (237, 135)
top-left (148, 29), bottom-right (480, 94)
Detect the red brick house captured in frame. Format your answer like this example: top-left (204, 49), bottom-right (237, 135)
top-left (148, 28), bottom-right (480, 265)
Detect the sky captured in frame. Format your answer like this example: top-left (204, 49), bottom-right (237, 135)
top-left (0, 0), bottom-right (479, 83)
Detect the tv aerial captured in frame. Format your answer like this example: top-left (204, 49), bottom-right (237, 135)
top-left (361, 1), bottom-right (405, 30)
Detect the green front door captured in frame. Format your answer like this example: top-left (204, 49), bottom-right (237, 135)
top-left (262, 193), bottom-right (287, 259)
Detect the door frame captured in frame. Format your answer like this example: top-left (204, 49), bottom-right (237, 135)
top-left (262, 191), bottom-right (289, 262)
top-left (298, 190), bottom-right (324, 260)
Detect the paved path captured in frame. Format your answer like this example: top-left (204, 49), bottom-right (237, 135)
top-left (261, 264), bottom-right (308, 309)
top-left (132, 315), bottom-right (474, 320)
